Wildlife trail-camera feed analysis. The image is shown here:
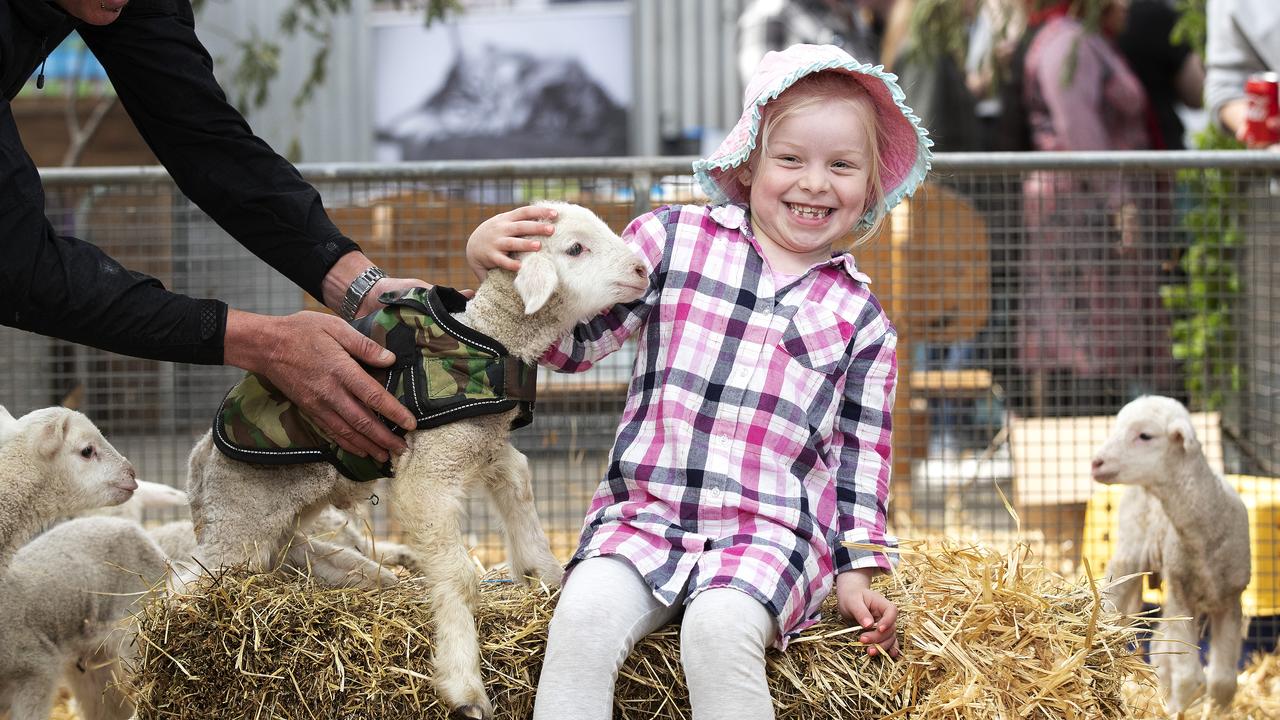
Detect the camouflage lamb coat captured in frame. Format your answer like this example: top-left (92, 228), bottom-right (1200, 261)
top-left (212, 286), bottom-right (536, 482)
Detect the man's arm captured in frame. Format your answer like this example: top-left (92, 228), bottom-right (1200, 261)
top-left (1204, 0), bottom-right (1262, 135)
top-left (77, 0), bottom-right (356, 305)
top-left (0, 98), bottom-right (226, 364)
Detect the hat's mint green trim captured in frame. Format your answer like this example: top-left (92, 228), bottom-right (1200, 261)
top-left (692, 58), bottom-right (933, 230)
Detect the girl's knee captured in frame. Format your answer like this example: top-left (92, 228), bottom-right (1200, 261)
top-left (680, 590), bottom-right (773, 659)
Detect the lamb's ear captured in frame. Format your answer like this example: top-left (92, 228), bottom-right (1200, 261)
top-left (134, 480), bottom-right (188, 508)
top-left (1167, 417), bottom-right (1200, 453)
top-left (35, 412), bottom-right (72, 460)
top-left (513, 253), bottom-right (559, 315)
top-left (0, 406), bottom-right (16, 445)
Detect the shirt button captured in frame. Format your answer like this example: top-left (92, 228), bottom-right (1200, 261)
top-left (709, 487), bottom-right (722, 500)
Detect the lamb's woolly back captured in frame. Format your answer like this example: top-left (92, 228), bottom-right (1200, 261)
top-left (0, 405), bottom-right (137, 574)
top-left (464, 201), bottom-right (648, 361)
top-left (0, 516), bottom-right (169, 720)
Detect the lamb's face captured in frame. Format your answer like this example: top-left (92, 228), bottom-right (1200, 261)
top-left (1090, 395), bottom-right (1198, 487)
top-left (512, 202), bottom-right (648, 321)
top-left (24, 407), bottom-right (138, 509)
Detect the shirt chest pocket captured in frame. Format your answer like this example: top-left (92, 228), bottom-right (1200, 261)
top-left (778, 305), bottom-right (855, 376)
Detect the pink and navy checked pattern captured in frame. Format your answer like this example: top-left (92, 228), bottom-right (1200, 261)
top-left (541, 203), bottom-right (898, 648)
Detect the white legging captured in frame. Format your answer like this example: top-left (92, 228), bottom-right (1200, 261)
top-left (532, 555), bottom-right (778, 720)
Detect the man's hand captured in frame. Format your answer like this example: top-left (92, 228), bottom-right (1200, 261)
top-left (223, 309), bottom-right (416, 461)
top-left (465, 205), bottom-right (557, 282)
top-left (1221, 98), bottom-right (1280, 150)
top-left (835, 569), bottom-right (901, 658)
top-left (355, 276), bottom-right (432, 319)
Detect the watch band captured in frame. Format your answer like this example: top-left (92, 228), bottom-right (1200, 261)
top-left (339, 266), bottom-right (387, 321)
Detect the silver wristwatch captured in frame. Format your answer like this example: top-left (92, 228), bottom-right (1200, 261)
top-left (339, 266), bottom-right (386, 321)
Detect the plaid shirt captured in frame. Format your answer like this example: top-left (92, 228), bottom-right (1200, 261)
top-left (542, 204), bottom-right (897, 647)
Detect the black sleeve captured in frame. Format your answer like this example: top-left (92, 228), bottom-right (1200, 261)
top-left (77, 0), bottom-right (360, 303)
top-left (0, 98), bottom-right (227, 364)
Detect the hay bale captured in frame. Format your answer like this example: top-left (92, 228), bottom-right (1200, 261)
top-left (127, 542), bottom-right (1148, 719)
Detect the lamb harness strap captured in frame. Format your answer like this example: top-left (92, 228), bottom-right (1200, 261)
top-left (211, 286), bottom-right (537, 482)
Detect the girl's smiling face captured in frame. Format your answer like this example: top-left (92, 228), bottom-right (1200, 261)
top-left (743, 100), bottom-right (872, 274)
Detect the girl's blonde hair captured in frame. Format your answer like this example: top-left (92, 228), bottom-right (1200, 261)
top-left (719, 72), bottom-right (888, 246)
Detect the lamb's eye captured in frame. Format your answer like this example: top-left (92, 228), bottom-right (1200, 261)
top-left (80, 446), bottom-right (94, 459)
top-left (1138, 433), bottom-right (1153, 441)
top-left (567, 242), bottom-right (584, 257)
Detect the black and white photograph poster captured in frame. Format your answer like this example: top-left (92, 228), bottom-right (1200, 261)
top-left (372, 4), bottom-right (632, 161)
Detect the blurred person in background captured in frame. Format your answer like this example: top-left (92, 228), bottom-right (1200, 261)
top-left (737, 0), bottom-right (895, 83)
top-left (1, 0), bottom-right (548, 460)
top-left (1204, 0), bottom-right (1280, 148)
top-left (1116, 0), bottom-right (1204, 150)
top-left (1015, 0), bottom-right (1179, 413)
top-left (879, 0), bottom-right (980, 152)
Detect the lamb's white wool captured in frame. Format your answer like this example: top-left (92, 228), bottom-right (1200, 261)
top-left (146, 520), bottom-right (199, 561)
top-left (145, 504), bottom-right (421, 574)
top-left (308, 504), bottom-right (424, 574)
top-left (0, 405), bottom-right (137, 574)
top-left (182, 202), bottom-right (647, 719)
top-left (0, 516), bottom-right (168, 720)
top-left (1093, 395), bottom-right (1251, 714)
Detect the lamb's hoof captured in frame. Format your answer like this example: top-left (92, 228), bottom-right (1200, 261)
top-left (518, 558), bottom-right (565, 589)
top-left (449, 704), bottom-right (489, 720)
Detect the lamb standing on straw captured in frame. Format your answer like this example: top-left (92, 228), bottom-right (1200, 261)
top-left (1092, 395), bottom-right (1251, 714)
top-left (179, 202), bottom-right (648, 720)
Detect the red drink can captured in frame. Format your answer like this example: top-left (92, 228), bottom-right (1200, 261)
top-left (1244, 72), bottom-right (1280, 146)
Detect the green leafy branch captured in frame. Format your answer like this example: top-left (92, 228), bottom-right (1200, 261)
top-left (1161, 0), bottom-right (1244, 409)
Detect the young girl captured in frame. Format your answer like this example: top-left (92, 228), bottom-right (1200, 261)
top-left (469, 43), bottom-right (931, 720)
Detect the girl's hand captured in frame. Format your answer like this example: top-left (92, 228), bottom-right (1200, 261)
top-left (465, 205), bottom-right (558, 282)
top-left (835, 569), bottom-right (900, 658)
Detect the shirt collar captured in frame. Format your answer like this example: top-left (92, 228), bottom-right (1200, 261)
top-left (706, 203), bottom-right (874, 285)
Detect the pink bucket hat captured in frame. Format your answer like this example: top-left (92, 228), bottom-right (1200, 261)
top-left (693, 44), bottom-right (932, 229)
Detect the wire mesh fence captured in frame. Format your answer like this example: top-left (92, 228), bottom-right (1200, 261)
top-left (7, 152), bottom-right (1279, 647)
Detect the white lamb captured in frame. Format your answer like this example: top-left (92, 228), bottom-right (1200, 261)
top-left (0, 516), bottom-right (169, 720)
top-left (0, 405), bottom-right (138, 574)
top-left (181, 201), bottom-right (647, 719)
top-left (1092, 395), bottom-right (1251, 714)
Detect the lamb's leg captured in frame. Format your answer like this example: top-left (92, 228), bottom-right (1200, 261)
top-left (1101, 551), bottom-right (1144, 617)
top-left (483, 444), bottom-right (563, 587)
top-left (1154, 592), bottom-right (1205, 715)
top-left (282, 533), bottom-right (398, 588)
top-left (1205, 598), bottom-right (1243, 708)
top-left (177, 435), bottom-right (331, 591)
top-left (65, 650), bottom-right (133, 720)
top-left (391, 459), bottom-right (491, 720)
